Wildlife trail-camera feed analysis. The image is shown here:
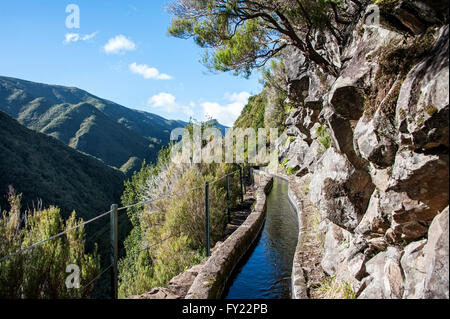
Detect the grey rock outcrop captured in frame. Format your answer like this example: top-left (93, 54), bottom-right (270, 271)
top-left (280, 0), bottom-right (448, 299)
top-left (422, 207), bottom-right (449, 299)
top-left (354, 109), bottom-right (398, 168)
top-left (310, 148), bottom-right (374, 231)
top-left (396, 25), bottom-right (449, 151)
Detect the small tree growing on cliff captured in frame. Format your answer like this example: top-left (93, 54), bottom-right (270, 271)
top-left (168, 0), bottom-right (359, 77)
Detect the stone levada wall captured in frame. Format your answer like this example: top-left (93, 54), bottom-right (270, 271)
top-left (185, 172), bottom-right (273, 299)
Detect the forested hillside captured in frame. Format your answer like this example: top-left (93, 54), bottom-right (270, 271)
top-left (0, 111), bottom-right (124, 220)
top-left (0, 76), bottom-right (187, 175)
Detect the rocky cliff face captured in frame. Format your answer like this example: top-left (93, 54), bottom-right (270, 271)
top-left (279, 0), bottom-right (449, 299)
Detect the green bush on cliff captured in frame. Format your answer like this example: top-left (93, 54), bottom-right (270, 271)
top-left (316, 125), bottom-right (331, 151)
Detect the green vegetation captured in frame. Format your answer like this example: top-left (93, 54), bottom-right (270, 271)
top-left (0, 111), bottom-right (128, 297)
top-left (262, 60), bottom-right (289, 131)
top-left (118, 141), bottom-right (242, 297)
top-left (0, 76), bottom-right (187, 172)
top-left (234, 60), bottom-right (289, 135)
top-left (286, 167), bottom-right (297, 175)
top-left (120, 157), bottom-right (144, 179)
top-left (234, 93), bottom-right (266, 131)
top-left (364, 30), bottom-right (437, 118)
top-left (168, 0), bottom-right (349, 77)
top-left (316, 125), bottom-right (331, 151)
top-left (417, 113), bottom-right (425, 127)
top-left (317, 276), bottom-right (356, 299)
top-left (232, 60), bottom-right (291, 168)
top-left (310, 205), bottom-right (324, 248)
top-left (0, 111), bottom-right (124, 221)
top-left (301, 185), bottom-right (310, 196)
top-left (0, 188), bottom-right (100, 298)
top-left (425, 105), bottom-right (438, 116)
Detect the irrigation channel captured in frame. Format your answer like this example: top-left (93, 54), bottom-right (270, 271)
top-left (223, 177), bottom-right (299, 299)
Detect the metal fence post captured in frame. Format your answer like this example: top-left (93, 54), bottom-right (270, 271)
top-left (110, 204), bottom-right (118, 299)
top-left (226, 174), bottom-right (230, 223)
top-left (239, 166), bottom-right (244, 203)
top-left (205, 182), bottom-right (210, 257)
top-left (243, 167), bottom-right (247, 194)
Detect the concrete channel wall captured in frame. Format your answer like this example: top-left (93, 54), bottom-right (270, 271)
top-left (287, 182), bottom-right (308, 299)
top-left (263, 171), bottom-right (308, 299)
top-left (258, 169), bottom-right (307, 299)
top-left (185, 171), bottom-right (273, 299)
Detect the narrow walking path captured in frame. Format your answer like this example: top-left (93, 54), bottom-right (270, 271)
top-left (225, 186), bottom-right (256, 237)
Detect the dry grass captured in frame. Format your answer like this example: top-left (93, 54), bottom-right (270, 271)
top-left (316, 276), bottom-right (356, 299)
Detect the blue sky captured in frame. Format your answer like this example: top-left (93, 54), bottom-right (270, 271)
top-left (0, 1), bottom-right (262, 126)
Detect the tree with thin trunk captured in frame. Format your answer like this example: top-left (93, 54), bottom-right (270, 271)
top-left (168, 0), bottom-right (361, 77)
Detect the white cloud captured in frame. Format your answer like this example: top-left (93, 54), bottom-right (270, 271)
top-left (148, 93), bottom-right (177, 111)
top-left (82, 32), bottom-right (97, 41)
top-left (201, 92), bottom-right (251, 127)
top-left (63, 32), bottom-right (97, 44)
top-left (147, 92), bottom-right (250, 125)
top-left (103, 35), bottom-right (135, 54)
top-left (147, 93), bottom-right (194, 116)
top-left (129, 62), bottom-right (172, 80)
top-left (64, 33), bottom-right (80, 43)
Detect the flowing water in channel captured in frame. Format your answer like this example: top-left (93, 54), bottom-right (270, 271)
top-left (222, 178), bottom-right (299, 299)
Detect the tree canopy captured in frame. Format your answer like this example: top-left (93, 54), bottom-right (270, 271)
top-left (168, 0), bottom-right (360, 77)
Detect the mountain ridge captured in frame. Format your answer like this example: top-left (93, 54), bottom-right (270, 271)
top-left (0, 110), bottom-right (125, 220)
top-left (0, 75), bottom-right (189, 174)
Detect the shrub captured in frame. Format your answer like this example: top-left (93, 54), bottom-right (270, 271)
top-left (150, 235), bottom-right (203, 287)
top-left (316, 125), bottom-right (331, 151)
top-left (0, 188), bottom-right (100, 299)
top-left (118, 144), bottom-right (240, 297)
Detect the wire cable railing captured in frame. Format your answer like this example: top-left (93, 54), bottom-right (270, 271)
top-left (82, 231), bottom-right (181, 295)
top-left (0, 164), bottom-right (249, 298)
top-left (0, 208), bottom-right (113, 263)
top-left (117, 185), bottom-right (204, 212)
top-left (83, 264), bottom-right (113, 294)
